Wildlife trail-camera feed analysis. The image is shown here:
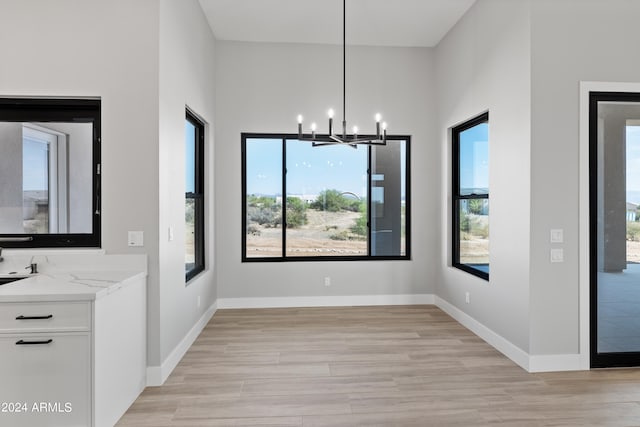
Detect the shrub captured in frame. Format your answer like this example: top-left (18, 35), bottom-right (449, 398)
top-left (311, 189), bottom-right (360, 212)
top-left (247, 195), bottom-right (282, 227)
top-left (468, 199), bottom-right (485, 215)
top-left (628, 222), bottom-right (640, 241)
top-left (329, 230), bottom-right (366, 241)
top-left (350, 203), bottom-right (368, 236)
top-left (286, 197), bottom-right (308, 228)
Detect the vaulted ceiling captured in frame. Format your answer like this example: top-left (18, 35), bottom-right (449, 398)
top-left (198, 0), bottom-right (476, 47)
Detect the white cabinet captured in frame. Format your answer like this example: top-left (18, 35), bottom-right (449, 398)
top-left (0, 303), bottom-right (91, 427)
top-left (0, 333), bottom-right (91, 427)
top-left (0, 274), bottom-right (146, 427)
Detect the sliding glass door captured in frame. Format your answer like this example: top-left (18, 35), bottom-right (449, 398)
top-left (591, 92), bottom-right (640, 367)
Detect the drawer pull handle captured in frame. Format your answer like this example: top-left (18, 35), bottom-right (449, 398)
top-left (16, 315), bottom-right (53, 320)
top-left (15, 339), bottom-right (53, 345)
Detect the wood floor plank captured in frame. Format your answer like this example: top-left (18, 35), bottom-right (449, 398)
top-left (116, 305), bottom-right (640, 426)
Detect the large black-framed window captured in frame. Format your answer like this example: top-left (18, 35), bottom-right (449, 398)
top-left (242, 133), bottom-right (410, 261)
top-left (452, 112), bottom-right (489, 280)
top-left (0, 97), bottom-right (101, 248)
top-left (185, 109), bottom-right (205, 282)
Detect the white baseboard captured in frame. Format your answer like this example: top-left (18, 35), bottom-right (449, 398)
top-left (528, 354), bottom-right (583, 372)
top-left (434, 296), bottom-right (531, 371)
top-left (217, 293), bottom-right (435, 309)
top-left (146, 301), bottom-right (217, 386)
top-left (434, 296), bottom-right (584, 372)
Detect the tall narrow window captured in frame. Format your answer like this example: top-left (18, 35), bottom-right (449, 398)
top-left (185, 109), bottom-right (205, 282)
top-left (453, 113), bottom-right (489, 280)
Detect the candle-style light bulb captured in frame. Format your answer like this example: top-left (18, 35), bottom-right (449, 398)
top-left (382, 122), bottom-right (387, 131)
top-left (353, 126), bottom-right (358, 136)
top-left (375, 113), bottom-right (382, 122)
top-left (311, 123), bottom-right (317, 131)
top-left (297, 115), bottom-right (303, 138)
top-left (328, 109), bottom-right (334, 135)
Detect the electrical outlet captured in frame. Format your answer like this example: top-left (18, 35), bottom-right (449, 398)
top-left (128, 231), bottom-right (144, 247)
top-left (465, 292), bottom-right (470, 304)
top-left (550, 229), bottom-right (564, 243)
top-left (550, 248), bottom-right (564, 263)
top-left (324, 277), bottom-right (331, 287)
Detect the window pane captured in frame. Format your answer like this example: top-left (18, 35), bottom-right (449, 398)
top-left (185, 198), bottom-right (196, 273)
top-left (371, 140), bottom-right (406, 256)
top-left (245, 138), bottom-right (283, 257)
top-left (185, 120), bottom-right (196, 193)
top-left (285, 139), bottom-right (367, 257)
top-left (185, 111), bottom-right (205, 281)
top-left (459, 123), bottom-right (489, 196)
top-left (458, 198), bottom-right (489, 273)
top-left (23, 132), bottom-right (50, 233)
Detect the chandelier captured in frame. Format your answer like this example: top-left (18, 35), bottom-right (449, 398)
top-left (296, 0), bottom-right (387, 147)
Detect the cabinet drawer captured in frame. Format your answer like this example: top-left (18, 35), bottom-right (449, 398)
top-left (0, 333), bottom-right (90, 427)
top-left (0, 302), bottom-right (90, 332)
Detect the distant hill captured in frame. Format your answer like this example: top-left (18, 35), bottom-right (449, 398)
top-left (628, 191), bottom-right (640, 204)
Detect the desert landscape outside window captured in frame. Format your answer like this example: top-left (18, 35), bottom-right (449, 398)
top-left (185, 109), bottom-right (205, 281)
top-left (242, 133), bottom-right (410, 261)
top-left (452, 112), bottom-right (489, 280)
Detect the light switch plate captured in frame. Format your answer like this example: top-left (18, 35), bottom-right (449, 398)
top-left (550, 229), bottom-right (564, 243)
top-left (550, 248), bottom-right (564, 263)
top-left (128, 231), bottom-right (144, 247)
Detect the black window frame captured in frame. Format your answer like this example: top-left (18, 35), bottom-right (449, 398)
top-left (241, 132), bottom-right (411, 262)
top-left (452, 112), bottom-right (489, 280)
top-left (185, 109), bottom-right (205, 282)
top-left (0, 97), bottom-right (101, 248)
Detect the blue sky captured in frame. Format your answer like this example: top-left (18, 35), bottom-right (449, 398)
top-left (185, 120), bottom-right (196, 193)
top-left (23, 137), bottom-right (49, 191)
top-left (246, 138), bottom-right (406, 198)
top-left (627, 126), bottom-right (640, 202)
top-left (459, 122), bottom-right (489, 194)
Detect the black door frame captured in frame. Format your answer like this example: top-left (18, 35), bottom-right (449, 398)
top-left (590, 91), bottom-right (640, 368)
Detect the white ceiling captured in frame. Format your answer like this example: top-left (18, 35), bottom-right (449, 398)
top-left (198, 0), bottom-right (476, 48)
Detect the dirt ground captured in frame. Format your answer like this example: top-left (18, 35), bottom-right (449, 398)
top-left (459, 238), bottom-right (489, 265)
top-left (247, 210), bottom-right (366, 257)
top-left (628, 241), bottom-right (640, 263)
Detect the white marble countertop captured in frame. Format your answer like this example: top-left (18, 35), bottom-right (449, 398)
top-left (0, 270), bottom-right (146, 302)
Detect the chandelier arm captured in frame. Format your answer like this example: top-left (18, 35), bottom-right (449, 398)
top-left (296, 0), bottom-right (389, 146)
top-left (342, 0), bottom-right (346, 132)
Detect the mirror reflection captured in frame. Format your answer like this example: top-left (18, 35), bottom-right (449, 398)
top-left (0, 121), bottom-right (93, 234)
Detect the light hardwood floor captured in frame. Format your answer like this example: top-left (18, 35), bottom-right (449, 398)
top-left (117, 306), bottom-right (640, 426)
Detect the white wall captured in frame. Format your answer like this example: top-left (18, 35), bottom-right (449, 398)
top-left (42, 122), bottom-right (93, 233)
top-left (435, 0), bottom-right (532, 352)
top-left (1, 0), bottom-right (219, 377)
top-left (215, 41), bottom-right (436, 301)
top-left (0, 0), bottom-right (163, 365)
top-left (158, 0), bottom-right (216, 364)
top-left (529, 0), bottom-right (640, 355)
top-left (0, 123), bottom-right (23, 232)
